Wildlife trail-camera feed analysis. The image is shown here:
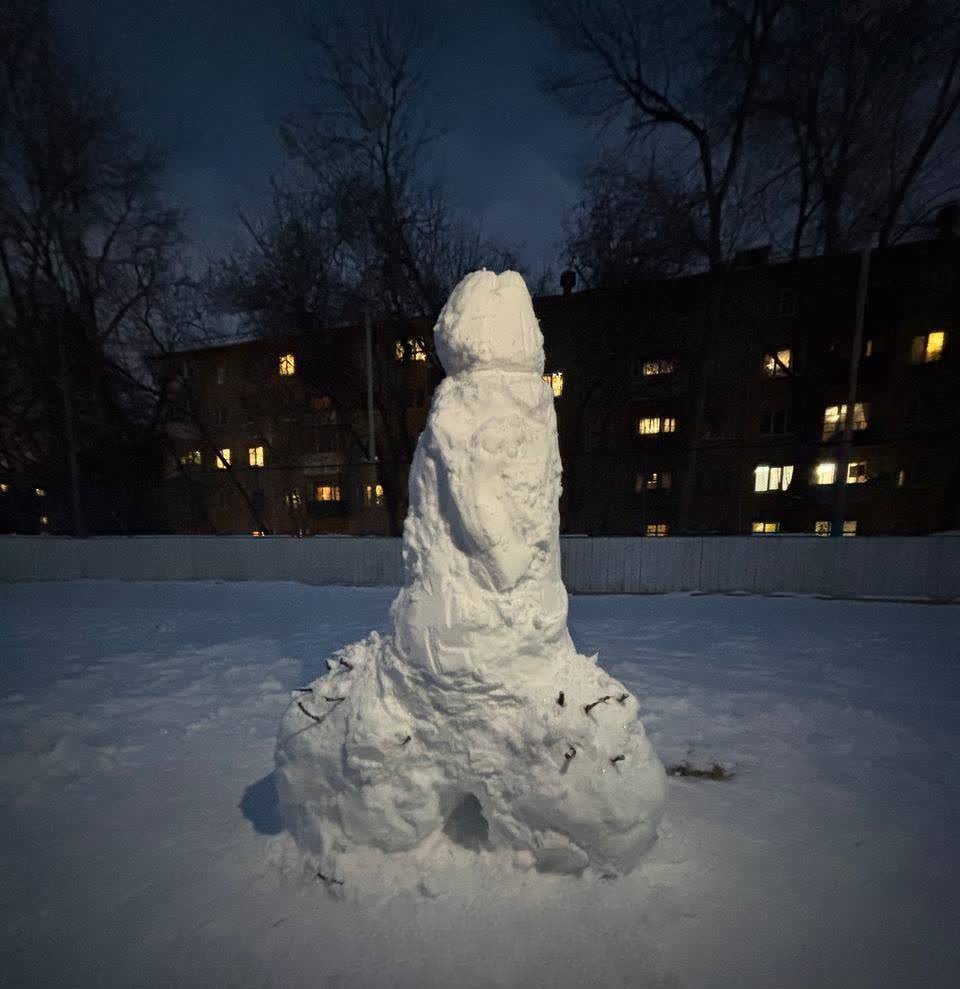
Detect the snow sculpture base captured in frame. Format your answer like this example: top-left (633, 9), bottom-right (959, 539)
top-left (275, 270), bottom-right (666, 894)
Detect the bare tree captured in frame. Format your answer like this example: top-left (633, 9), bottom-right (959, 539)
top-left (215, 3), bottom-right (516, 534)
top-left (763, 0), bottom-right (960, 257)
top-left (0, 0), bottom-right (181, 535)
top-left (564, 151), bottom-right (700, 287)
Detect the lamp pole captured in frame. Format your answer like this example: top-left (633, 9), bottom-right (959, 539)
top-left (831, 240), bottom-right (872, 537)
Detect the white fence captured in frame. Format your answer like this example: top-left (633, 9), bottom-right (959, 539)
top-left (1, 534), bottom-right (958, 600)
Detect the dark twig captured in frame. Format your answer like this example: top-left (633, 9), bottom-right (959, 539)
top-left (400, 735), bottom-right (411, 747)
top-left (339, 658), bottom-right (354, 671)
top-left (617, 693), bottom-right (628, 704)
top-left (557, 691), bottom-right (565, 707)
top-left (317, 871), bottom-right (344, 886)
top-left (564, 745), bottom-right (577, 760)
top-left (666, 761), bottom-right (734, 781)
top-left (323, 696), bottom-right (346, 704)
top-left (584, 695), bottom-right (611, 714)
top-left (294, 687), bottom-right (314, 693)
top-left (610, 754), bottom-right (625, 765)
top-left (298, 701), bottom-right (322, 723)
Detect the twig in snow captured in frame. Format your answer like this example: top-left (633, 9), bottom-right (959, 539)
top-left (400, 735), bottom-right (412, 747)
top-left (323, 696), bottom-right (345, 705)
top-left (338, 658), bottom-right (353, 671)
top-left (617, 693), bottom-right (628, 704)
top-left (294, 687), bottom-right (313, 693)
top-left (610, 754), bottom-right (625, 766)
top-left (564, 745), bottom-right (577, 760)
top-left (317, 871), bottom-right (344, 886)
top-left (584, 695), bottom-right (611, 714)
top-left (557, 691), bottom-right (565, 707)
top-left (298, 701), bottom-right (322, 723)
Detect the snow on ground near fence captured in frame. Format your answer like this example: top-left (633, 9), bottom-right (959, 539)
top-left (1, 582), bottom-right (958, 988)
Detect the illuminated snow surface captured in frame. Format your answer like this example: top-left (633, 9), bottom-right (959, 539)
top-left (274, 270), bottom-right (664, 893)
top-left (2, 582), bottom-right (959, 988)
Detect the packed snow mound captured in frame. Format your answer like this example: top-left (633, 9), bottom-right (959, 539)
top-left (433, 268), bottom-right (544, 375)
top-left (275, 269), bottom-right (666, 893)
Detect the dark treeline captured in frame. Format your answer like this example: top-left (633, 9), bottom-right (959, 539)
top-left (1, 0), bottom-right (958, 534)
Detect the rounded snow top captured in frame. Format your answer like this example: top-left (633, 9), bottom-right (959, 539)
top-left (433, 269), bottom-right (544, 375)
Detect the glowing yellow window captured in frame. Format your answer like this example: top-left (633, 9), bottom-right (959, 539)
top-left (751, 521), bottom-right (780, 534)
top-left (842, 520), bottom-right (857, 536)
top-left (284, 490), bottom-right (302, 509)
top-left (643, 359), bottom-right (674, 376)
top-left (638, 417), bottom-right (661, 435)
top-left (364, 483), bottom-right (385, 507)
top-left (754, 464), bottom-right (794, 492)
top-left (39, 515), bottom-right (49, 527)
top-left (248, 445), bottom-right (265, 468)
top-left (822, 402), bottom-right (868, 439)
top-left (846, 461), bottom-right (868, 484)
top-left (763, 348), bottom-right (792, 376)
top-left (814, 520), bottom-right (831, 536)
top-left (251, 530), bottom-right (265, 537)
top-left (314, 484), bottom-right (341, 502)
top-left (662, 417), bottom-right (677, 433)
top-left (279, 352), bottom-right (296, 376)
top-left (0, 483), bottom-right (8, 493)
top-left (814, 462), bottom-right (836, 485)
top-left (217, 448), bottom-right (231, 469)
top-left (543, 371), bottom-right (564, 397)
top-left (180, 450), bottom-right (201, 466)
top-left (645, 522), bottom-right (669, 537)
top-left (912, 331), bottom-right (946, 363)
top-left (35, 487), bottom-right (45, 497)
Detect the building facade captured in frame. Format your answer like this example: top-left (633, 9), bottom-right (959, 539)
top-left (156, 237), bottom-right (960, 537)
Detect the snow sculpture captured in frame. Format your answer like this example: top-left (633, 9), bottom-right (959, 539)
top-left (275, 270), bottom-right (665, 890)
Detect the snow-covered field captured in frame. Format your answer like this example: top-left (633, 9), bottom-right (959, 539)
top-left (1, 581), bottom-right (958, 989)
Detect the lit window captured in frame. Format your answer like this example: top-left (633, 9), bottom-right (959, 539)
top-left (763, 349), bottom-right (792, 377)
top-left (410, 339), bottom-right (428, 362)
top-left (751, 521), bottom-right (781, 534)
top-left (364, 483), bottom-right (385, 507)
top-left (217, 448), bottom-right (231, 469)
top-left (543, 371), bottom-right (564, 397)
top-left (911, 331), bottom-right (946, 363)
top-left (216, 364), bottom-right (226, 385)
top-left (645, 523), bottom-right (669, 537)
top-left (285, 490), bottom-right (302, 509)
top-left (822, 402), bottom-right (869, 439)
top-left (35, 487), bottom-right (45, 497)
top-left (753, 464), bottom-right (794, 493)
top-left (643, 358), bottom-right (675, 376)
top-left (279, 352), bottom-right (296, 376)
top-left (248, 445), bottom-right (265, 468)
top-left (314, 483), bottom-right (341, 502)
top-left (896, 468), bottom-right (906, 488)
top-left (251, 530), bottom-right (265, 537)
top-left (814, 462), bottom-right (837, 485)
top-left (394, 340), bottom-right (405, 361)
top-left (637, 415), bottom-right (676, 434)
top-left (846, 461), bottom-right (868, 484)
top-left (0, 483), bottom-right (8, 493)
top-left (637, 470), bottom-right (672, 491)
top-left (180, 450), bottom-right (202, 467)
top-left (864, 339), bottom-right (874, 357)
top-left (39, 515), bottom-right (49, 527)
top-left (815, 519), bottom-right (857, 537)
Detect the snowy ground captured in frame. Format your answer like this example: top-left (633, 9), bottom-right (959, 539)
top-left (1, 582), bottom-right (958, 988)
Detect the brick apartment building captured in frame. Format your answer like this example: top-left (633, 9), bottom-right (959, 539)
top-left (156, 236), bottom-right (960, 537)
